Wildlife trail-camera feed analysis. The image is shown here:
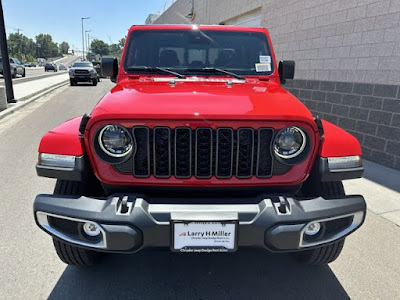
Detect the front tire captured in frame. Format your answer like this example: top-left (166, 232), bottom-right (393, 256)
top-left (70, 79), bottom-right (76, 86)
top-left (53, 239), bottom-right (102, 266)
top-left (52, 180), bottom-right (104, 266)
top-left (293, 239), bottom-right (345, 265)
top-left (22, 69), bottom-right (26, 77)
top-left (92, 78), bottom-right (97, 86)
top-left (293, 181), bottom-right (346, 265)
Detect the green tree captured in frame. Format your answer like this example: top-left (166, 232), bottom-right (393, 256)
top-left (90, 39), bottom-right (109, 56)
top-left (25, 54), bottom-right (35, 62)
top-left (7, 33), bottom-right (37, 60)
top-left (35, 34), bottom-right (59, 59)
top-left (118, 37), bottom-right (126, 49)
top-left (59, 42), bottom-right (69, 54)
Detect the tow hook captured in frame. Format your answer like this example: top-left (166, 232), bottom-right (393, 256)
top-left (115, 196), bottom-right (133, 215)
top-left (274, 196), bottom-right (291, 215)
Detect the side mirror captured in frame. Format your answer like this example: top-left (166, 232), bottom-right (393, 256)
top-left (101, 57), bottom-right (118, 83)
top-left (278, 60), bottom-right (295, 84)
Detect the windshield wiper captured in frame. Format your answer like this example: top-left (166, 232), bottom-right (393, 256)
top-left (185, 67), bottom-right (246, 81)
top-left (126, 66), bottom-right (186, 79)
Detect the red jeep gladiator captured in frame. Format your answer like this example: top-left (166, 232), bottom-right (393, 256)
top-left (34, 25), bottom-right (366, 266)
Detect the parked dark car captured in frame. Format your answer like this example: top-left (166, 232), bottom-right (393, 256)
top-left (45, 62), bottom-right (57, 72)
top-left (24, 62), bottom-right (37, 67)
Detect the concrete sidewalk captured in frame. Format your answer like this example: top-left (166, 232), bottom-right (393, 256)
top-left (344, 160), bottom-right (400, 226)
top-left (0, 73), bottom-right (69, 120)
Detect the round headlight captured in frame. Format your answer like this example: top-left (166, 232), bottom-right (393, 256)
top-left (274, 126), bottom-right (306, 159)
top-left (98, 125), bottom-right (133, 157)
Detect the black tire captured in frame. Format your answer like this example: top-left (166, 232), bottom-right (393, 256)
top-left (92, 79), bottom-right (97, 86)
top-left (53, 239), bottom-right (102, 266)
top-left (52, 180), bottom-right (104, 266)
top-left (294, 181), bottom-right (346, 265)
top-left (70, 79), bottom-right (76, 86)
top-left (22, 69), bottom-right (26, 77)
top-left (293, 239), bottom-right (345, 265)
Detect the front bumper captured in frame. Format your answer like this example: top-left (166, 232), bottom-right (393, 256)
top-left (70, 73), bottom-right (97, 81)
top-left (34, 194), bottom-right (366, 253)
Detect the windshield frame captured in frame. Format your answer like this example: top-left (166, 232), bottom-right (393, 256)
top-left (123, 29), bottom-right (274, 77)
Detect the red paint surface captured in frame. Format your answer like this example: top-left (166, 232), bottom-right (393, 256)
top-left (38, 116), bottom-right (84, 156)
top-left (319, 120), bottom-right (362, 157)
top-left (37, 25), bottom-right (361, 187)
top-left (85, 120), bottom-right (319, 187)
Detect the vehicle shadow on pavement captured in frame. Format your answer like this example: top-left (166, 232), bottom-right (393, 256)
top-left (48, 249), bottom-right (349, 300)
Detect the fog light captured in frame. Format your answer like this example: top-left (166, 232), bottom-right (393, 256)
top-left (83, 222), bottom-right (101, 237)
top-left (304, 222), bottom-right (321, 236)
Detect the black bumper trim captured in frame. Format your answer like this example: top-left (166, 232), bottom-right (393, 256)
top-left (34, 193), bottom-right (366, 253)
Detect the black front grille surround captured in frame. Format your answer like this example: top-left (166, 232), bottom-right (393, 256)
top-left (111, 126), bottom-right (298, 179)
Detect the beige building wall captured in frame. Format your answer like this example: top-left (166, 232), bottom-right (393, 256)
top-left (153, 0), bottom-right (400, 85)
top-left (152, 0), bottom-right (400, 170)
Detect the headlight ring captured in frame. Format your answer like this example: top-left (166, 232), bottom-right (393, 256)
top-left (273, 126), bottom-right (310, 165)
top-left (94, 124), bottom-right (135, 164)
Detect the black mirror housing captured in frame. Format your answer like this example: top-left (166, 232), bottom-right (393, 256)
top-left (101, 57), bottom-right (118, 82)
top-left (278, 60), bottom-right (295, 84)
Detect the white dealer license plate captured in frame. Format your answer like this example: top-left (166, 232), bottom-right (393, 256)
top-left (173, 221), bottom-right (237, 252)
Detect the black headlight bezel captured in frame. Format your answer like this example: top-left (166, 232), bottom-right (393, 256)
top-left (93, 124), bottom-right (135, 164)
top-left (273, 126), bottom-right (311, 166)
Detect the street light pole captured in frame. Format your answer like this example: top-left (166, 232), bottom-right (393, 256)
top-left (0, 0), bottom-right (15, 103)
top-left (81, 17), bottom-right (89, 60)
top-left (85, 30), bottom-right (91, 60)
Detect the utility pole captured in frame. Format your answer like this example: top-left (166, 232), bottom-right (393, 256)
top-left (0, 0), bottom-right (16, 103)
top-left (81, 17), bottom-right (90, 60)
top-left (16, 27), bottom-right (22, 61)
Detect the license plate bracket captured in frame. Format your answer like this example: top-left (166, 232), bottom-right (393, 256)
top-left (171, 220), bottom-right (238, 253)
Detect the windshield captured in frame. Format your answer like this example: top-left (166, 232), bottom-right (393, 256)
top-left (72, 62), bottom-right (92, 68)
top-left (124, 30), bottom-right (273, 76)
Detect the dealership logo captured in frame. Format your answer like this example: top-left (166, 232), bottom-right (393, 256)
top-left (179, 232), bottom-right (187, 236)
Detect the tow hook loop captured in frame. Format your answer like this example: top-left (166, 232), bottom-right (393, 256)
top-left (278, 196), bottom-right (288, 214)
top-left (116, 196), bottom-right (130, 214)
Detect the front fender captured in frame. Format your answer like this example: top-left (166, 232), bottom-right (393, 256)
top-left (38, 116), bottom-right (85, 156)
top-left (319, 120), bottom-right (362, 158)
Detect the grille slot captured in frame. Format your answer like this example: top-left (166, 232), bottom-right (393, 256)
top-left (124, 126), bottom-right (277, 179)
top-left (236, 128), bottom-right (254, 178)
top-left (133, 127), bottom-right (150, 177)
top-left (216, 128), bottom-right (234, 178)
top-left (153, 127), bottom-right (171, 178)
top-left (257, 128), bottom-right (274, 178)
top-left (195, 128), bottom-right (213, 178)
top-left (175, 127), bottom-right (192, 178)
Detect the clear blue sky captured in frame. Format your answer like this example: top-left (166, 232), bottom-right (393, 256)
top-left (3, 0), bottom-right (168, 51)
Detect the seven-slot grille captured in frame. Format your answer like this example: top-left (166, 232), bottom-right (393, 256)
top-left (126, 126), bottom-right (275, 179)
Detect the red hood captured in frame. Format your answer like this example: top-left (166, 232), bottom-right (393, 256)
top-left (88, 77), bottom-right (315, 128)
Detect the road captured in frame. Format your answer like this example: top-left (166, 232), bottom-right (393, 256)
top-left (0, 81), bottom-right (399, 300)
top-left (0, 56), bottom-right (79, 86)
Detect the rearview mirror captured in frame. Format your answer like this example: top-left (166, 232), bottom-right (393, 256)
top-left (278, 61), bottom-right (295, 84)
top-left (101, 57), bottom-right (118, 83)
